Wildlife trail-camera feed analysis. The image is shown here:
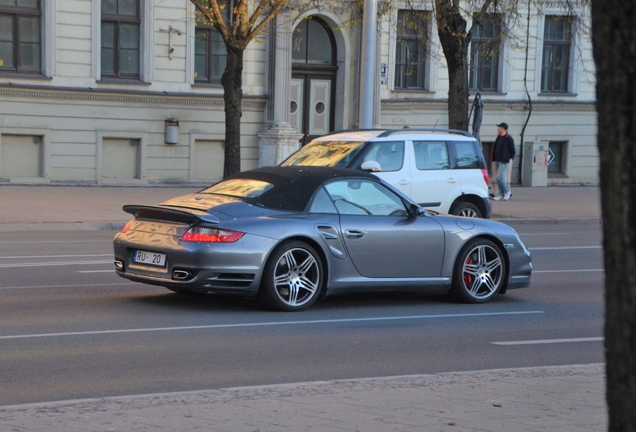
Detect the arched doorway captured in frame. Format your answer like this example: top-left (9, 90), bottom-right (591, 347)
top-left (290, 16), bottom-right (337, 145)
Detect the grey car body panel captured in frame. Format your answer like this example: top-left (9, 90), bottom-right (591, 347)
top-left (113, 166), bottom-right (530, 301)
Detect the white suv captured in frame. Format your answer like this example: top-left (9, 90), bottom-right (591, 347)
top-left (281, 128), bottom-right (491, 218)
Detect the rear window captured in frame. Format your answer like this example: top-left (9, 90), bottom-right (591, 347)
top-left (201, 179), bottom-right (273, 198)
top-left (281, 141), bottom-right (366, 167)
top-left (454, 142), bottom-right (482, 169)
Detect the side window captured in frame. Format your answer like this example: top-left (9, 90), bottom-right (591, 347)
top-left (324, 179), bottom-right (407, 216)
top-left (101, 0), bottom-right (141, 79)
top-left (0, 0), bottom-right (42, 75)
top-left (308, 186), bottom-right (338, 214)
top-left (362, 141), bottom-right (404, 172)
top-left (454, 142), bottom-right (481, 168)
top-left (413, 141), bottom-right (449, 170)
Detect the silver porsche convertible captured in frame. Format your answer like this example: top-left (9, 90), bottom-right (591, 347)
top-left (113, 166), bottom-right (531, 311)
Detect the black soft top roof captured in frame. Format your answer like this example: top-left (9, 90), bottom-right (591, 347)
top-left (221, 166), bottom-right (376, 212)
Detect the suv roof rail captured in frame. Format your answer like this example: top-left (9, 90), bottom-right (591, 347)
top-left (376, 128), bottom-right (474, 138)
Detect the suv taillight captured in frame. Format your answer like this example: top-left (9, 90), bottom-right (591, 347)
top-left (481, 169), bottom-right (489, 186)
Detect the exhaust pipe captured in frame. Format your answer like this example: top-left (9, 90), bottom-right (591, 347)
top-left (172, 270), bottom-right (192, 280)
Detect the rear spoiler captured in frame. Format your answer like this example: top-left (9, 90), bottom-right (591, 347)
top-left (122, 205), bottom-right (220, 225)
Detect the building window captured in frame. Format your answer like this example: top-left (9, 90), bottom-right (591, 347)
top-left (0, 0), bottom-right (41, 74)
top-left (541, 16), bottom-right (571, 93)
top-left (101, 0), bottom-right (140, 79)
top-left (292, 16), bottom-right (334, 64)
top-left (469, 15), bottom-right (500, 91)
top-left (548, 141), bottom-right (567, 175)
top-left (394, 10), bottom-right (428, 90)
top-left (195, 26), bottom-right (226, 83)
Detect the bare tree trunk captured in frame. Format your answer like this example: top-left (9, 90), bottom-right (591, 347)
top-left (591, 1), bottom-right (636, 430)
top-left (221, 46), bottom-right (244, 179)
top-left (435, 0), bottom-right (470, 131)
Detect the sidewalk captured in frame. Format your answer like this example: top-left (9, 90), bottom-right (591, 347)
top-left (0, 184), bottom-right (602, 231)
top-left (0, 364), bottom-right (607, 432)
top-left (0, 184), bottom-right (606, 430)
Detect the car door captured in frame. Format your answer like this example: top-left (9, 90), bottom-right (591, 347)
top-left (409, 140), bottom-right (462, 213)
top-left (359, 141), bottom-right (412, 198)
top-left (324, 178), bottom-right (445, 278)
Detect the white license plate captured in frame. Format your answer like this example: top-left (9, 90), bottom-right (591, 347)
top-left (132, 250), bottom-right (167, 267)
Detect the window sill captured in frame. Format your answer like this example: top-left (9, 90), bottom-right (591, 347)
top-left (470, 90), bottom-right (507, 96)
top-left (97, 78), bottom-right (150, 86)
top-left (391, 89), bottom-right (434, 95)
top-left (0, 73), bottom-right (51, 81)
top-left (538, 92), bottom-right (578, 97)
top-left (192, 82), bottom-right (223, 89)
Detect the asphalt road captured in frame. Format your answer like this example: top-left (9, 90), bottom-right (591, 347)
top-left (0, 223), bottom-right (604, 406)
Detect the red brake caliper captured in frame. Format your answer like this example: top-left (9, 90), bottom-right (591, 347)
top-left (463, 255), bottom-right (474, 287)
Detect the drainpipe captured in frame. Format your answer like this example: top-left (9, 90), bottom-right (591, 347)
top-left (519, 1), bottom-right (533, 184)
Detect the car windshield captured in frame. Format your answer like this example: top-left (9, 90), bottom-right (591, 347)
top-left (281, 141), bottom-right (366, 167)
top-left (201, 179), bottom-right (273, 198)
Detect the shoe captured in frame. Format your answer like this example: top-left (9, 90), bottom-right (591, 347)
top-left (493, 196), bottom-right (504, 201)
top-left (489, 193), bottom-right (495, 198)
top-left (503, 192), bottom-right (511, 201)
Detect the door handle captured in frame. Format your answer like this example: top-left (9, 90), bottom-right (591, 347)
top-left (399, 180), bottom-right (409, 185)
top-left (345, 229), bottom-right (365, 239)
top-left (447, 177), bottom-right (457, 183)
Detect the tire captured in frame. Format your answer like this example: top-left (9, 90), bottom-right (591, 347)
top-left (450, 238), bottom-right (506, 303)
top-left (259, 241), bottom-right (323, 311)
top-left (451, 202), bottom-right (482, 218)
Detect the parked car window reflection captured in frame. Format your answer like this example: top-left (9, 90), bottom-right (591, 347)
top-left (362, 142), bottom-right (404, 172)
top-left (413, 141), bottom-right (450, 170)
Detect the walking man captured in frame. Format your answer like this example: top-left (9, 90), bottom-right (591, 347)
top-left (492, 122), bottom-right (515, 201)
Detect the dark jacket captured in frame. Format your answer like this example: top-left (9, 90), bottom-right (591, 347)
top-left (493, 133), bottom-right (516, 162)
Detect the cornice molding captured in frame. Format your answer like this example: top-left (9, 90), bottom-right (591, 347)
top-left (0, 85), bottom-right (267, 109)
top-left (381, 99), bottom-right (596, 112)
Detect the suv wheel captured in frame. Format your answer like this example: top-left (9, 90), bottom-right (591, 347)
top-left (451, 202), bottom-right (482, 218)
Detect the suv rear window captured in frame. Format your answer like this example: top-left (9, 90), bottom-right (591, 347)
top-left (454, 142), bottom-right (483, 169)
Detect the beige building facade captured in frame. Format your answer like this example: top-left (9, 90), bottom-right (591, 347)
top-left (0, 0), bottom-right (597, 185)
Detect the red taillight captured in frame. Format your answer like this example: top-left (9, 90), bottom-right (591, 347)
top-left (481, 169), bottom-right (489, 186)
top-left (121, 220), bottom-right (133, 233)
top-left (181, 227), bottom-right (244, 243)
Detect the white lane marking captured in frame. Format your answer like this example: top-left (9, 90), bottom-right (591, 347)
top-left (521, 233), bottom-right (570, 236)
top-left (492, 337), bottom-right (604, 346)
top-left (0, 261), bottom-right (112, 268)
top-left (0, 282), bottom-right (136, 290)
top-left (0, 311), bottom-right (544, 341)
top-left (533, 269), bottom-right (604, 273)
top-left (0, 254), bottom-right (112, 260)
top-left (529, 246), bottom-right (602, 251)
top-left (77, 270), bottom-right (114, 273)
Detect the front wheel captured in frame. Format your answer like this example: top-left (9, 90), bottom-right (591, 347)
top-left (259, 241), bottom-right (323, 311)
top-left (450, 238), bottom-right (506, 303)
top-left (451, 202), bottom-right (482, 218)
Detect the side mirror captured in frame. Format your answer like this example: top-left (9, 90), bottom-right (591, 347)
top-left (409, 203), bottom-right (426, 217)
top-left (360, 160), bottom-right (382, 172)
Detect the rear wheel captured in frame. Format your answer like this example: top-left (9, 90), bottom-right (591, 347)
top-left (259, 241), bottom-right (323, 311)
top-left (450, 238), bottom-right (505, 303)
top-left (451, 202), bottom-right (482, 218)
